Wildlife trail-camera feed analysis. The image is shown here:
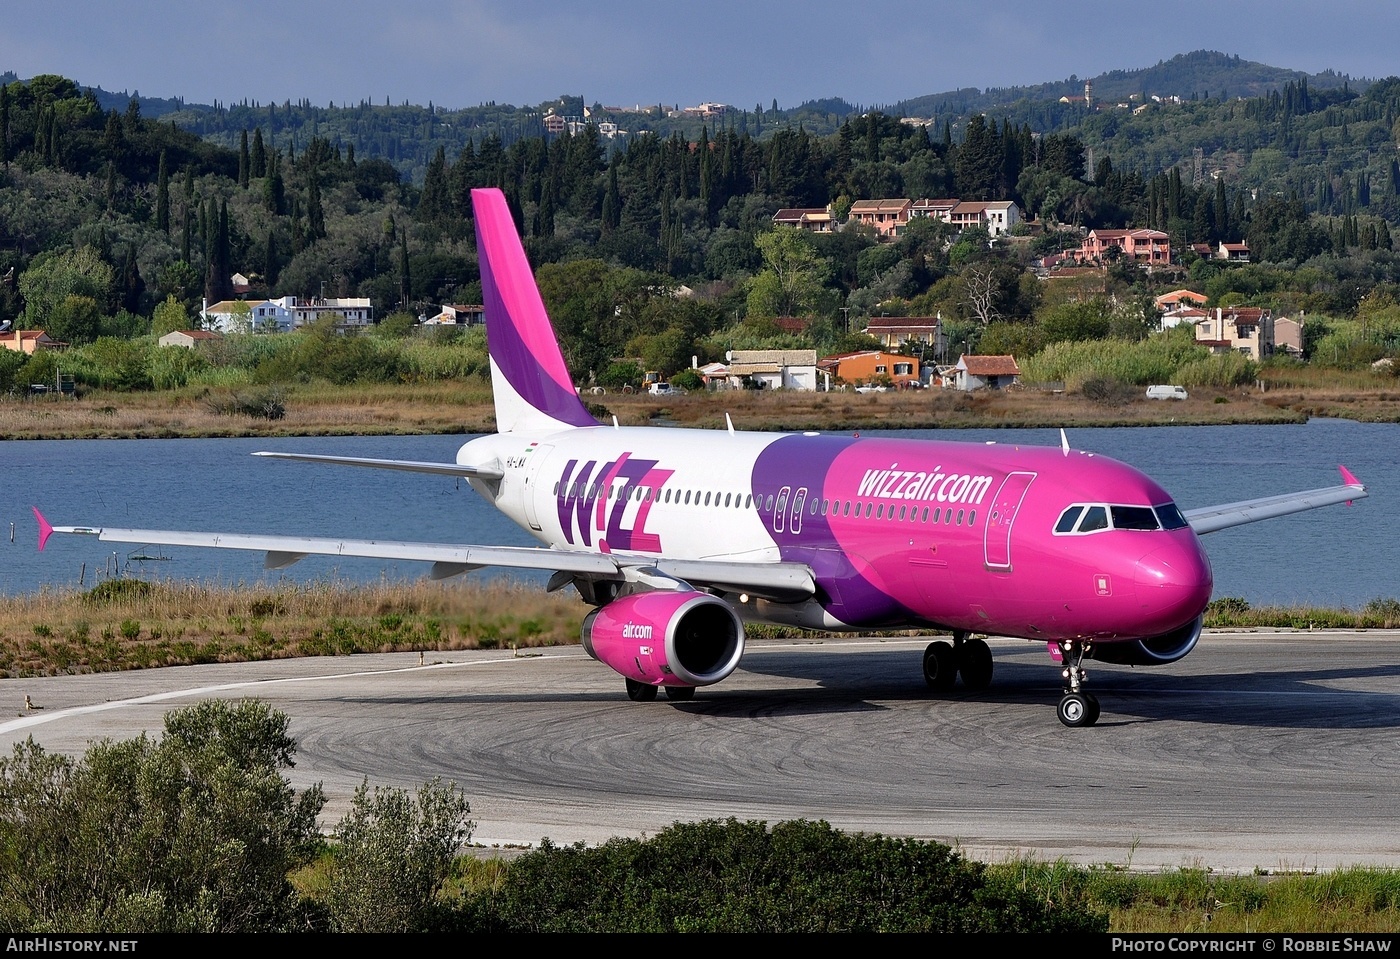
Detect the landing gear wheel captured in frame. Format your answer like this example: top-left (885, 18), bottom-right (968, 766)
top-left (923, 641), bottom-right (957, 692)
top-left (664, 685), bottom-right (696, 702)
top-left (1057, 691), bottom-right (1100, 727)
top-left (625, 678), bottom-right (658, 702)
top-left (956, 637), bottom-right (994, 691)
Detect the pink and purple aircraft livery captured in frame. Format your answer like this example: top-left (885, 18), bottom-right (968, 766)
top-left (37, 188), bottom-right (1369, 727)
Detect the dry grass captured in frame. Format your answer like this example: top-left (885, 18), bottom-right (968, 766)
top-left (0, 578), bottom-right (591, 678)
top-left (9, 375), bottom-right (1400, 440)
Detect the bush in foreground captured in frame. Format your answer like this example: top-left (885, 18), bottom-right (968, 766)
top-left (456, 818), bottom-right (1107, 933)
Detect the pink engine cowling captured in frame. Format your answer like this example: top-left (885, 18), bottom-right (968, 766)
top-left (1089, 615), bottom-right (1204, 666)
top-left (581, 591), bottom-right (745, 688)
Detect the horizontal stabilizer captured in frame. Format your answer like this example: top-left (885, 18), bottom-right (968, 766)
top-left (251, 451), bottom-right (503, 480)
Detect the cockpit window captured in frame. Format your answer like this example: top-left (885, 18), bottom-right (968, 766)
top-left (1054, 506), bottom-right (1084, 533)
top-left (1155, 503), bottom-right (1189, 530)
top-left (1111, 505), bottom-right (1160, 530)
top-left (1056, 501), bottom-right (1190, 535)
top-left (1078, 505), bottom-right (1109, 532)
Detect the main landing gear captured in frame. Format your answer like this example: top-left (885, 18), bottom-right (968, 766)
top-left (923, 632), bottom-right (994, 693)
top-left (624, 678), bottom-right (696, 702)
top-left (1055, 640), bottom-right (1100, 728)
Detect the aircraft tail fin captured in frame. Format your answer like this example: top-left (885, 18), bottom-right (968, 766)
top-left (472, 188), bottom-right (596, 434)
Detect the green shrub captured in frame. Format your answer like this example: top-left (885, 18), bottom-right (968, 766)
top-left (461, 818), bottom-right (1106, 932)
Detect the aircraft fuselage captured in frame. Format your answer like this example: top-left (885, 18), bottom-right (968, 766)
top-left (460, 426), bottom-right (1214, 647)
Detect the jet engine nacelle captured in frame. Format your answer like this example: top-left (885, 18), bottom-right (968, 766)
top-left (1089, 615), bottom-right (1204, 666)
top-left (581, 591), bottom-right (745, 688)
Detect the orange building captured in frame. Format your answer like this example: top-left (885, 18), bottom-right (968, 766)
top-left (818, 350), bottom-right (921, 388)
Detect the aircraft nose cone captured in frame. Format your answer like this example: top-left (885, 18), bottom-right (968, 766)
top-left (1134, 540), bottom-right (1213, 625)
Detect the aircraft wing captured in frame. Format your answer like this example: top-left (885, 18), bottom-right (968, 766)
top-left (250, 451), bottom-right (503, 480)
top-left (37, 517), bottom-right (816, 601)
top-left (1184, 466), bottom-right (1367, 535)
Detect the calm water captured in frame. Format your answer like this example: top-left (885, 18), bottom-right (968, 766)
top-left (1, 420), bottom-right (1394, 607)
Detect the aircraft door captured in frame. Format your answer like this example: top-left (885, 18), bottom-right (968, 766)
top-left (983, 471), bottom-right (1036, 570)
top-left (790, 487), bottom-right (808, 534)
top-left (522, 444), bottom-right (555, 531)
top-left (772, 486), bottom-right (791, 533)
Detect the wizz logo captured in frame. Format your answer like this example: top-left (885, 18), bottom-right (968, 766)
top-left (557, 453), bottom-right (673, 551)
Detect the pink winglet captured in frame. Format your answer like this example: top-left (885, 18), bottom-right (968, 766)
top-left (32, 507), bottom-right (54, 551)
top-left (1339, 464), bottom-right (1361, 505)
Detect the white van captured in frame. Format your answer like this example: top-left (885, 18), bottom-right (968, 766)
top-left (1145, 385), bottom-right (1188, 400)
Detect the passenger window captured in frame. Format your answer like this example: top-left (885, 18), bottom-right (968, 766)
top-left (1055, 506), bottom-right (1084, 534)
top-left (956, 509), bottom-right (964, 525)
top-left (968, 510), bottom-right (976, 525)
top-left (1078, 506), bottom-right (1109, 532)
top-left (921, 507), bottom-right (929, 522)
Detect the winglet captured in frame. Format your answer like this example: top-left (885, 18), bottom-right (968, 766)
top-left (1340, 464), bottom-right (1362, 505)
top-left (32, 507), bottom-right (53, 551)
top-left (1060, 428), bottom-right (1070, 456)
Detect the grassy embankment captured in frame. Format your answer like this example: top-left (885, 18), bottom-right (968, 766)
top-left (2, 578), bottom-right (1397, 680)
top-left (5, 362), bottom-right (1400, 440)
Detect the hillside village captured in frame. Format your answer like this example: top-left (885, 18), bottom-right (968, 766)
top-left (0, 56), bottom-right (1398, 407)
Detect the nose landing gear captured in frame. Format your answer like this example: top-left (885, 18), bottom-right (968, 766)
top-left (1055, 640), bottom-right (1100, 727)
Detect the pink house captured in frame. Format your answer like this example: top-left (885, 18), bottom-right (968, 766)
top-left (848, 199), bottom-right (912, 238)
top-left (1080, 229), bottom-right (1172, 264)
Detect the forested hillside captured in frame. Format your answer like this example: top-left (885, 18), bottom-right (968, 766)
top-left (3, 53), bottom-right (1400, 401)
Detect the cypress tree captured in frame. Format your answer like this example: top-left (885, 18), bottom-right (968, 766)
top-left (251, 127), bottom-right (266, 178)
top-left (306, 168), bottom-right (325, 241)
top-left (398, 228), bottom-right (410, 308)
top-left (601, 160), bottom-right (620, 235)
top-left (238, 129), bottom-right (249, 187)
top-left (0, 84), bottom-right (8, 169)
top-left (156, 150), bottom-right (170, 233)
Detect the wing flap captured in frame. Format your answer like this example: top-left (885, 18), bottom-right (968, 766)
top-left (49, 525), bottom-right (621, 576)
top-left (251, 451), bottom-right (503, 480)
top-left (43, 523), bottom-right (816, 600)
top-left (1185, 469), bottom-right (1367, 535)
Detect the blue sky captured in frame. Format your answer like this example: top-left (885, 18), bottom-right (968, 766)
top-left (5, 1), bottom-right (1396, 111)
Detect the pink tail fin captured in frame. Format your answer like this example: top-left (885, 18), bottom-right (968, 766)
top-left (32, 507), bottom-right (53, 551)
top-left (472, 188), bottom-right (595, 433)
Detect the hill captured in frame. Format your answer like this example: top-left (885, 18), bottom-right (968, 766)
top-left (890, 50), bottom-right (1363, 118)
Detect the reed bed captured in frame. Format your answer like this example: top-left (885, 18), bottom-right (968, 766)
top-left (1, 577), bottom-right (1396, 679)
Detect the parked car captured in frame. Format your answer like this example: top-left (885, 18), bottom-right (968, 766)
top-left (648, 382), bottom-right (686, 396)
top-left (1145, 384), bottom-right (1188, 400)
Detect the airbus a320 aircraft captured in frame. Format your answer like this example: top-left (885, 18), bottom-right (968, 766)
top-left (38, 188), bottom-right (1368, 727)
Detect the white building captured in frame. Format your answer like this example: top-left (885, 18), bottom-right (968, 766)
top-left (201, 295), bottom-right (374, 333)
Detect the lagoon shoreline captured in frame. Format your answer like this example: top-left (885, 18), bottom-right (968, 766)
top-left (4, 379), bottom-right (1399, 440)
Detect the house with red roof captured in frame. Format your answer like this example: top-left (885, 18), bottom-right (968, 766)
top-left (951, 354), bottom-right (1021, 391)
